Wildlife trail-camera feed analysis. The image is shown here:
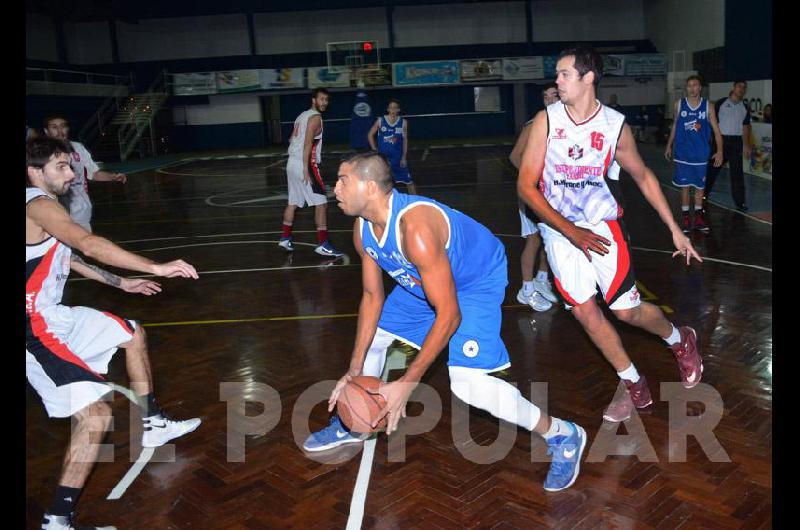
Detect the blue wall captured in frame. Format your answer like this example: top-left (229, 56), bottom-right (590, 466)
top-left (725, 0), bottom-right (772, 81)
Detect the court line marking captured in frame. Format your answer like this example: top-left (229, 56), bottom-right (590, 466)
top-left (421, 148), bottom-right (429, 162)
top-left (105, 382), bottom-right (151, 500)
top-left (346, 434), bottom-right (377, 530)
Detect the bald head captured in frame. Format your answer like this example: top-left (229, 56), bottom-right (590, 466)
top-left (342, 152), bottom-right (394, 192)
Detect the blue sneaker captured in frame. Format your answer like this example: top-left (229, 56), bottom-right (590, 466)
top-left (278, 237), bottom-right (294, 252)
top-left (314, 240), bottom-right (343, 257)
top-left (303, 415), bottom-right (364, 452)
top-left (543, 422), bottom-right (587, 492)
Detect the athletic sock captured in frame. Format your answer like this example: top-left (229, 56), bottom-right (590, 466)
top-left (535, 270), bottom-right (549, 282)
top-left (317, 229), bottom-right (328, 244)
top-left (664, 325), bottom-right (682, 346)
top-left (142, 392), bottom-right (161, 418)
top-left (48, 485), bottom-right (81, 516)
top-left (681, 205), bottom-right (690, 212)
top-left (281, 223), bottom-right (292, 238)
top-left (542, 417), bottom-right (574, 440)
top-left (617, 363), bottom-right (641, 384)
top-left (522, 280), bottom-right (535, 295)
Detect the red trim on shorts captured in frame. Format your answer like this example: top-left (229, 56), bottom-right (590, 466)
top-left (604, 220), bottom-right (630, 304)
top-left (26, 244), bottom-right (104, 379)
top-left (554, 277), bottom-right (581, 307)
top-left (309, 141), bottom-right (325, 192)
top-left (102, 311), bottom-right (135, 335)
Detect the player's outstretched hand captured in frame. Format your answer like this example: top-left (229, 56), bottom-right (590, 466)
top-left (327, 368), bottom-right (361, 412)
top-left (374, 380), bottom-right (417, 435)
top-left (152, 259), bottom-right (199, 279)
top-left (121, 278), bottom-right (162, 296)
top-left (671, 231), bottom-right (703, 265)
top-left (566, 225), bottom-right (611, 262)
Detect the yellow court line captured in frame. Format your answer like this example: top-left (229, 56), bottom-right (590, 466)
top-left (141, 304), bottom-right (531, 328)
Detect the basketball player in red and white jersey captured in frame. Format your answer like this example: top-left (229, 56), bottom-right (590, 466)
top-left (44, 114), bottom-right (127, 233)
top-left (27, 137), bottom-right (201, 530)
top-left (278, 88), bottom-right (343, 257)
top-left (518, 46), bottom-right (704, 423)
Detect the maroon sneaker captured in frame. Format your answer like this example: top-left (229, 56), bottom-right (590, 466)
top-left (694, 210), bottom-right (710, 232)
top-left (670, 326), bottom-right (703, 388)
top-left (681, 212), bottom-right (691, 234)
top-left (602, 376), bottom-right (653, 422)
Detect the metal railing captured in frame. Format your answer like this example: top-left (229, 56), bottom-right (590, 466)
top-left (26, 67), bottom-right (132, 86)
top-left (117, 70), bottom-right (169, 161)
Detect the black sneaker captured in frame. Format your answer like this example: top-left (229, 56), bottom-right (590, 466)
top-left (736, 204), bottom-right (749, 212)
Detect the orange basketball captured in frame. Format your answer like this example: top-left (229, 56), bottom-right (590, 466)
top-left (336, 376), bottom-right (387, 433)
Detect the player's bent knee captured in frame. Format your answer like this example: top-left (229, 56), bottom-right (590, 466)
top-left (74, 400), bottom-right (112, 430)
top-left (612, 306), bottom-right (640, 324)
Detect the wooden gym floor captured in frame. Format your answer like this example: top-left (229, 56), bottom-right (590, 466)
top-left (26, 144), bottom-right (772, 529)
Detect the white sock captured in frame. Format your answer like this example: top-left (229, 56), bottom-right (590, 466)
top-left (535, 270), bottom-right (549, 282)
top-left (542, 417), bottom-right (573, 440)
top-left (617, 363), bottom-right (640, 383)
top-left (664, 325), bottom-right (681, 346)
top-left (449, 366), bottom-right (541, 431)
top-left (681, 206), bottom-right (690, 212)
top-left (522, 280), bottom-right (535, 295)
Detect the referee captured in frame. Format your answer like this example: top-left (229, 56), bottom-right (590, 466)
top-left (704, 80), bottom-right (753, 212)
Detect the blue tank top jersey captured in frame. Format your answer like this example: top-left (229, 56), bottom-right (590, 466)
top-left (377, 116), bottom-right (405, 161)
top-left (360, 189), bottom-right (506, 300)
top-left (674, 98), bottom-right (712, 164)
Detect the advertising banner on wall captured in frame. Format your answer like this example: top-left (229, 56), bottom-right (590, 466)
top-left (624, 54), bottom-right (668, 76)
top-left (260, 68), bottom-right (305, 89)
top-left (393, 61), bottom-right (460, 86)
top-left (307, 67), bottom-right (350, 88)
top-left (216, 70), bottom-right (261, 93)
top-left (602, 55), bottom-right (626, 76)
top-left (356, 65), bottom-right (393, 87)
top-left (749, 122), bottom-right (772, 179)
top-left (173, 73), bottom-right (217, 96)
top-left (461, 59), bottom-right (503, 82)
top-left (502, 56), bottom-right (545, 80)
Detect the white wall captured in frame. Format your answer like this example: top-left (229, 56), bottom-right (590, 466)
top-left (176, 94), bottom-right (261, 125)
top-left (64, 22), bottom-right (113, 64)
top-left (532, 0), bottom-right (645, 42)
top-left (394, 2), bottom-right (526, 47)
top-left (255, 8), bottom-right (388, 56)
top-left (644, 0), bottom-right (724, 70)
top-left (597, 76), bottom-right (667, 106)
top-left (116, 15), bottom-right (250, 62)
top-left (27, 12), bottom-right (59, 62)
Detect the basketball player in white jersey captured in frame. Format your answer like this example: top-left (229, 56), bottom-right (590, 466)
top-left (44, 114), bottom-right (127, 233)
top-left (278, 88), bottom-right (343, 257)
top-left (518, 47), bottom-right (704, 423)
top-left (508, 82), bottom-right (560, 312)
top-left (27, 137), bottom-right (201, 530)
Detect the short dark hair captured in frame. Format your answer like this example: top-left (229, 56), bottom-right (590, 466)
top-left (43, 113), bottom-right (69, 129)
top-left (387, 98), bottom-right (401, 107)
top-left (27, 137), bottom-right (72, 169)
top-left (557, 46), bottom-right (603, 87)
top-left (542, 82), bottom-right (557, 92)
top-left (686, 74), bottom-right (703, 85)
top-left (312, 87), bottom-right (330, 99)
top-left (342, 151), bottom-right (393, 192)
top-left (733, 80), bottom-right (748, 87)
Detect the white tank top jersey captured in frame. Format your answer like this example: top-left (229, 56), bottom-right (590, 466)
top-left (68, 141), bottom-right (99, 195)
top-left (288, 109), bottom-right (323, 164)
top-left (542, 101), bottom-right (626, 225)
top-left (26, 188), bottom-right (72, 314)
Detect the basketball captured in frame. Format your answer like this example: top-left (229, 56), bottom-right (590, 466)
top-left (336, 376), bottom-right (387, 433)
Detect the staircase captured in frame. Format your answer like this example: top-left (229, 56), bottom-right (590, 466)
top-left (81, 70), bottom-right (170, 162)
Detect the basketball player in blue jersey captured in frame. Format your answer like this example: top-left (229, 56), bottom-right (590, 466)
top-left (518, 46), bottom-right (704, 424)
top-left (303, 152), bottom-right (587, 492)
top-left (664, 75), bottom-right (723, 233)
top-left (368, 98), bottom-right (417, 194)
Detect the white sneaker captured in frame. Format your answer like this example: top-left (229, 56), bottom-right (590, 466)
top-left (141, 414), bottom-right (201, 448)
top-left (533, 278), bottom-right (558, 303)
top-left (516, 287), bottom-right (553, 312)
top-left (42, 513), bottom-right (116, 530)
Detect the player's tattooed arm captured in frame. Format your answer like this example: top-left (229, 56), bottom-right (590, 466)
top-left (70, 253), bottom-right (121, 287)
top-left (70, 254), bottom-right (164, 295)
